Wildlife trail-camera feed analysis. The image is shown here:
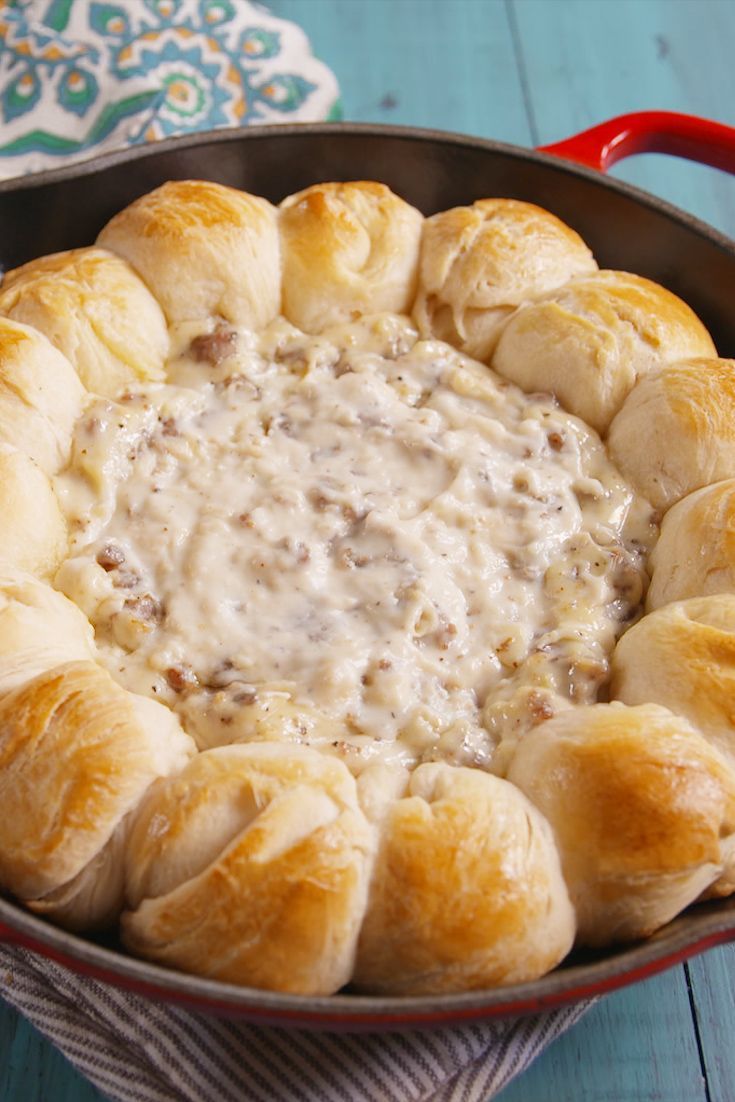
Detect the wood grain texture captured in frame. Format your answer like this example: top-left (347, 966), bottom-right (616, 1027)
top-left (512, 0), bottom-right (735, 236)
top-left (496, 964), bottom-right (708, 1102)
top-left (274, 0), bottom-right (533, 143)
top-left (0, 1004), bottom-right (103, 1102)
top-left (3, 1), bottom-right (735, 1099)
top-left (688, 944), bottom-right (735, 1101)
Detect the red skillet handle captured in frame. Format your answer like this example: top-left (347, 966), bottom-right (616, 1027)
top-left (538, 111), bottom-right (735, 175)
top-left (0, 920), bottom-right (23, 944)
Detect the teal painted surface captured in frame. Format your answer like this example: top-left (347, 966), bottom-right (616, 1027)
top-left (274, 0), bottom-right (534, 144)
top-left (3, 1), bottom-right (735, 1099)
top-left (512, 0), bottom-right (735, 236)
top-left (497, 963), bottom-right (709, 1102)
top-left (0, 1004), bottom-right (103, 1102)
top-left (688, 943), bottom-right (735, 1102)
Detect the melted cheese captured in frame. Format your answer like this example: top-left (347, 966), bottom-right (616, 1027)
top-left (55, 314), bottom-right (656, 773)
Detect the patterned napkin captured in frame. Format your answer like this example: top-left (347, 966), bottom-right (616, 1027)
top-left (0, 0), bottom-right (340, 177)
top-left (0, 2), bottom-right (593, 1098)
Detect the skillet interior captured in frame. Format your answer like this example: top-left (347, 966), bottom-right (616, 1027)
top-left (1, 122), bottom-right (734, 353)
top-left (1, 121), bottom-right (735, 1026)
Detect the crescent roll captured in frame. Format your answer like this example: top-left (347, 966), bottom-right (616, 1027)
top-left (123, 744), bottom-right (376, 995)
top-left (279, 181), bottom-right (423, 332)
top-left (352, 762), bottom-right (575, 995)
top-left (0, 572), bottom-right (95, 695)
top-left (646, 480), bottom-right (735, 610)
top-left (0, 661), bottom-right (195, 929)
top-left (0, 445), bottom-right (67, 577)
top-left (0, 318), bottom-right (86, 474)
top-left (0, 247), bottom-right (168, 396)
top-left (507, 702), bottom-right (735, 945)
top-left (608, 358), bottom-right (735, 511)
top-left (97, 180), bottom-right (281, 329)
top-left (412, 198), bottom-right (597, 361)
top-left (491, 271), bottom-right (715, 434)
top-left (611, 596), bottom-right (735, 769)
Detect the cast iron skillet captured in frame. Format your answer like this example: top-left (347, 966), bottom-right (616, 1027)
top-left (1, 112), bottom-right (735, 1030)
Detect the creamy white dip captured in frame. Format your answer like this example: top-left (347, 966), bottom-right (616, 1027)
top-left (55, 314), bottom-right (656, 773)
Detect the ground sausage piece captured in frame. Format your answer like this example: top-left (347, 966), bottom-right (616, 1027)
top-left (124, 593), bottom-right (163, 624)
top-left (189, 327), bottom-right (238, 365)
top-left (96, 544), bottom-right (126, 571)
top-left (165, 664), bottom-right (199, 692)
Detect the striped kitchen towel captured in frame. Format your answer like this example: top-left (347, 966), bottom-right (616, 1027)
top-left (0, 944), bottom-right (593, 1101)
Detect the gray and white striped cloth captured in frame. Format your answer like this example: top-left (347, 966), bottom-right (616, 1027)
top-left (0, 945), bottom-right (592, 1101)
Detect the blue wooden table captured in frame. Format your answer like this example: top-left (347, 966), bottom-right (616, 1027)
top-left (3, 1), bottom-right (735, 1099)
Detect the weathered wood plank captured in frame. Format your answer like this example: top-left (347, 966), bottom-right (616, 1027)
top-left (687, 944), bottom-right (735, 1102)
top-left (512, 0), bottom-right (735, 236)
top-left (272, 0), bottom-right (534, 144)
top-left (0, 1001), bottom-right (104, 1102)
top-left (497, 964), bottom-right (707, 1102)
